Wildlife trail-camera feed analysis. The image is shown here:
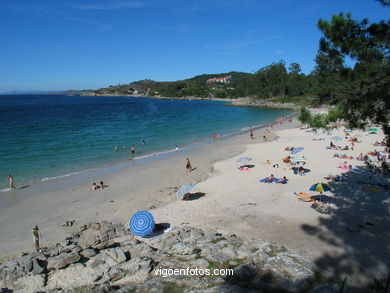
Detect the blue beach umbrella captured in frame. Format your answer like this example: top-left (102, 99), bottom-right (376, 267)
top-left (130, 210), bottom-right (155, 237)
top-left (176, 183), bottom-right (196, 197)
top-left (309, 183), bottom-right (332, 193)
top-left (236, 157), bottom-right (252, 163)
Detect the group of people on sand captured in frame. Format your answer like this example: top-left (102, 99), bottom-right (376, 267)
top-left (90, 181), bottom-right (106, 190)
top-left (264, 174), bottom-right (288, 183)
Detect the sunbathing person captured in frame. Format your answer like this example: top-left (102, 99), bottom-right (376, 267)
top-left (298, 166), bottom-right (305, 175)
top-left (90, 182), bottom-right (98, 190)
top-left (265, 174), bottom-right (275, 183)
top-left (282, 156), bottom-right (291, 163)
top-left (276, 176), bottom-right (288, 183)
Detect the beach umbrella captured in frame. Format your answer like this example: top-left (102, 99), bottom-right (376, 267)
top-left (309, 183), bottom-right (332, 193)
top-left (130, 210), bottom-right (155, 237)
top-left (176, 183), bottom-right (196, 197)
top-left (369, 128), bottom-right (378, 132)
top-left (236, 157), bottom-right (252, 163)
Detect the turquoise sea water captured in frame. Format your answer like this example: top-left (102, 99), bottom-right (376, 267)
top-left (0, 95), bottom-right (291, 188)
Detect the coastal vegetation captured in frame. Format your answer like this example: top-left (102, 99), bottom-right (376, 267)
top-left (299, 2), bottom-right (389, 148)
top-left (86, 1), bottom-right (388, 145)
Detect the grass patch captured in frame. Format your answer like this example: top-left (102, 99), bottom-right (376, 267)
top-left (211, 237), bottom-right (227, 243)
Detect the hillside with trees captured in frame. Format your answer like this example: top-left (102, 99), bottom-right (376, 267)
top-left (86, 1), bottom-right (388, 148)
top-left (85, 62), bottom-right (320, 103)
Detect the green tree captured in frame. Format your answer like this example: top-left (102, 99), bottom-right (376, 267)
top-left (317, 9), bottom-right (390, 145)
top-left (298, 107), bottom-right (312, 124)
top-left (287, 62), bottom-right (305, 96)
top-left (312, 50), bottom-right (344, 104)
top-left (255, 61), bottom-right (288, 98)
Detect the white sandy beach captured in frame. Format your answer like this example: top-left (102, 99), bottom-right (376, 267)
top-left (0, 119), bottom-right (389, 285)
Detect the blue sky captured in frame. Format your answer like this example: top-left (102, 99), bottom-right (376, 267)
top-left (0, 0), bottom-right (388, 92)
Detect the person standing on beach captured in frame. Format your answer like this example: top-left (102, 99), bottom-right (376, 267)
top-left (32, 225), bottom-right (42, 251)
top-left (7, 174), bottom-right (15, 189)
top-left (249, 126), bottom-right (254, 139)
top-left (131, 145), bottom-right (135, 155)
top-left (186, 158), bottom-right (192, 173)
top-left (176, 146), bottom-right (179, 152)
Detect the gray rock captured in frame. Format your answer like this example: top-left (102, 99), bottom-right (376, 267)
top-left (262, 242), bottom-right (286, 255)
top-left (192, 258), bottom-right (209, 269)
top-left (80, 248), bottom-right (97, 259)
top-left (230, 263), bottom-right (258, 282)
top-left (99, 247), bottom-right (127, 266)
top-left (170, 242), bottom-right (195, 255)
top-left (235, 245), bottom-right (254, 259)
top-left (31, 258), bottom-right (46, 274)
top-left (47, 252), bottom-right (81, 270)
top-left (307, 283), bottom-right (340, 293)
top-left (251, 249), bottom-right (269, 268)
top-left (13, 274), bottom-right (45, 292)
top-left (76, 229), bottom-right (100, 250)
top-left (122, 242), bottom-right (155, 258)
top-left (92, 239), bottom-right (116, 250)
top-left (265, 253), bottom-right (316, 292)
top-left (219, 245), bottom-right (238, 259)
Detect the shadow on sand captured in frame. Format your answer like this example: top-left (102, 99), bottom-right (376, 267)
top-left (301, 165), bottom-right (390, 288)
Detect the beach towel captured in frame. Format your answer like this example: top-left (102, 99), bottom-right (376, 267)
top-left (338, 166), bottom-right (349, 170)
top-left (259, 177), bottom-right (279, 183)
top-left (240, 168), bottom-right (250, 172)
top-left (291, 157), bottom-right (307, 162)
top-left (276, 179), bottom-right (288, 184)
top-left (290, 147), bottom-right (304, 154)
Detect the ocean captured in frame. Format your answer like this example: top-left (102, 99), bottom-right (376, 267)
top-left (0, 95), bottom-right (291, 188)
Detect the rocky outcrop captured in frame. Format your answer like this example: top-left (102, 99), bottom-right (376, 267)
top-left (0, 222), bottom-right (335, 293)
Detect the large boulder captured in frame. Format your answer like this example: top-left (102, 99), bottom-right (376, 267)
top-left (262, 252), bottom-right (316, 292)
top-left (80, 248), bottom-right (97, 259)
top-left (47, 252), bottom-right (81, 270)
top-left (46, 263), bottom-right (96, 290)
top-left (12, 274), bottom-right (45, 293)
top-left (102, 247), bottom-right (127, 265)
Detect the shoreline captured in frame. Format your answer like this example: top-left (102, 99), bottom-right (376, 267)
top-left (0, 117), bottom-right (298, 261)
top-left (1, 117), bottom-right (388, 286)
top-left (0, 113), bottom-right (292, 204)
